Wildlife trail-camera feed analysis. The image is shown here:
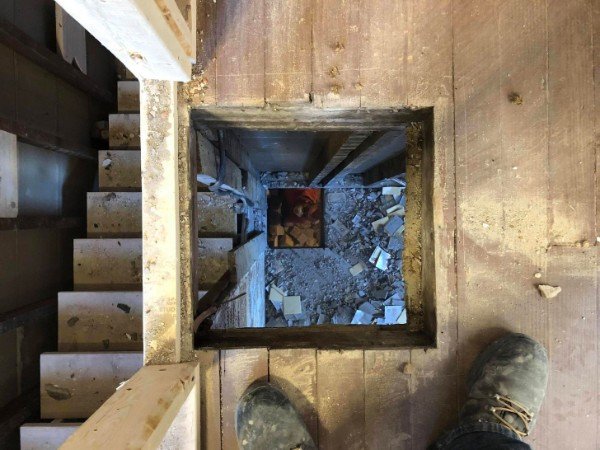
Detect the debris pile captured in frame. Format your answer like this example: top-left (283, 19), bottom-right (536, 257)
top-left (265, 182), bottom-right (408, 327)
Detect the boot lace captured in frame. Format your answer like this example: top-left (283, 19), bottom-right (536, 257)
top-left (489, 394), bottom-right (534, 438)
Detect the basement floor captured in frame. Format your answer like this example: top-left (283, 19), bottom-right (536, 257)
top-left (265, 186), bottom-right (406, 327)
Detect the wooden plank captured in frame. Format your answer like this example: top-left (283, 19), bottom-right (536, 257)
top-left (308, 131), bottom-right (369, 186)
top-left (73, 239), bottom-right (142, 290)
top-left (322, 131), bottom-right (404, 186)
top-left (359, 0), bottom-right (408, 107)
top-left (61, 362), bottom-right (199, 449)
top-left (364, 350), bottom-right (411, 449)
top-left (98, 150), bottom-right (141, 191)
top-left (198, 237), bottom-right (233, 288)
top-left (313, 0), bottom-right (362, 108)
top-left (269, 349), bottom-right (318, 444)
top-left (20, 423), bottom-right (79, 450)
top-left (264, 0), bottom-right (312, 104)
top-left (117, 80), bottom-right (140, 112)
top-left (109, 113), bottom-right (140, 149)
top-left (197, 192), bottom-right (238, 237)
top-left (220, 130), bottom-right (260, 179)
top-left (191, 106), bottom-right (423, 131)
top-left (0, 131), bottom-right (18, 218)
top-left (192, 0), bottom-right (217, 106)
top-left (140, 80), bottom-right (184, 364)
top-left (40, 352), bottom-right (142, 419)
top-left (87, 192), bottom-right (142, 238)
top-left (215, 0), bottom-right (265, 106)
top-left (58, 292), bottom-right (142, 351)
top-left (316, 350), bottom-right (364, 450)
top-left (55, 0), bottom-right (192, 81)
top-left (0, 17), bottom-right (113, 104)
top-left (547, 0), bottom-right (596, 244)
top-left (198, 327), bottom-right (431, 349)
top-left (197, 350), bottom-right (221, 450)
top-left (220, 348), bottom-right (268, 450)
top-left (544, 247), bottom-right (597, 449)
top-left (56, 4), bottom-right (87, 73)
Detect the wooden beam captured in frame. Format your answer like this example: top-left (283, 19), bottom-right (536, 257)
top-left (308, 132), bottom-right (370, 185)
top-left (230, 232), bottom-right (267, 283)
top-left (0, 131), bottom-right (17, 218)
top-left (55, 0), bottom-right (195, 81)
top-left (0, 17), bottom-right (113, 104)
top-left (0, 298), bottom-right (56, 335)
top-left (363, 154), bottom-right (406, 186)
top-left (191, 106), bottom-right (429, 131)
top-left (321, 131), bottom-right (405, 186)
top-left (0, 116), bottom-right (96, 161)
top-left (0, 216), bottom-right (83, 231)
top-left (141, 80), bottom-right (186, 364)
top-left (61, 363), bottom-right (199, 450)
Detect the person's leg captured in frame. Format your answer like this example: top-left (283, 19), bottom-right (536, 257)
top-left (236, 382), bottom-right (316, 450)
top-left (432, 333), bottom-right (548, 450)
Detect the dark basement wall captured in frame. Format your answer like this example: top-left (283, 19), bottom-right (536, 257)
top-left (0, 2), bottom-right (115, 447)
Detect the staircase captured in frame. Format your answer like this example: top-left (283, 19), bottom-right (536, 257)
top-left (19, 75), bottom-right (244, 448)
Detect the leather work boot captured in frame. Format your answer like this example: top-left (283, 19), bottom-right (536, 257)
top-left (236, 382), bottom-right (316, 450)
top-left (460, 333), bottom-right (549, 439)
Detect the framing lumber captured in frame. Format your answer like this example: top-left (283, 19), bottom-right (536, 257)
top-left (0, 131), bottom-right (17, 218)
top-left (308, 131), bottom-right (370, 185)
top-left (55, 0), bottom-right (196, 81)
top-left (321, 131), bottom-right (405, 186)
top-left (0, 18), bottom-right (112, 104)
top-left (230, 232), bottom-right (267, 283)
top-left (141, 80), bottom-right (190, 364)
top-left (0, 216), bottom-right (82, 231)
top-left (61, 362), bottom-right (199, 450)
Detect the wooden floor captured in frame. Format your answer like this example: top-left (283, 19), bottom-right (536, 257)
top-left (190, 0), bottom-right (599, 448)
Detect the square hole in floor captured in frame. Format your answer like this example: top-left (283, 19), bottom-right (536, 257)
top-left (192, 108), bottom-right (434, 349)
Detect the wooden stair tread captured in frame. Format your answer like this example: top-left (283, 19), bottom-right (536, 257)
top-left (58, 292), bottom-right (143, 352)
top-left (87, 192), bottom-right (141, 237)
top-left (40, 352), bottom-right (142, 419)
top-left (109, 114), bottom-right (140, 149)
top-left (98, 150), bottom-right (141, 191)
top-left (117, 80), bottom-right (140, 113)
top-left (20, 423), bottom-right (79, 450)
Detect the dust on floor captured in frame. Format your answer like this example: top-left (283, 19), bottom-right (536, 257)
top-left (265, 185), bottom-right (406, 326)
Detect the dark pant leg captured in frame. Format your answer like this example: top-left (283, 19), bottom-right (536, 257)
top-left (430, 422), bottom-right (532, 450)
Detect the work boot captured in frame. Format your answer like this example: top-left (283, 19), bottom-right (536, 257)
top-left (460, 333), bottom-right (549, 439)
top-left (236, 382), bottom-right (316, 450)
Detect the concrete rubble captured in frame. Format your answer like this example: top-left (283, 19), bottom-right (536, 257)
top-left (265, 182), bottom-right (408, 327)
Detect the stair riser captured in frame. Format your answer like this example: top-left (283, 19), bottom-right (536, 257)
top-left (98, 150), bottom-right (141, 192)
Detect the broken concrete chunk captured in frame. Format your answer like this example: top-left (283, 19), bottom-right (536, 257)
top-left (384, 216), bottom-right (404, 236)
top-left (359, 302), bottom-right (377, 315)
top-left (382, 186), bottom-right (404, 196)
top-left (350, 262), bottom-right (366, 276)
top-left (369, 246), bottom-right (383, 265)
top-left (371, 216), bottom-right (390, 232)
top-left (397, 308), bottom-right (407, 324)
top-left (351, 310), bottom-right (373, 325)
top-left (352, 214), bottom-right (361, 226)
top-left (537, 284), bottom-right (561, 299)
top-left (332, 305), bottom-right (354, 324)
top-left (388, 236), bottom-right (403, 251)
top-left (283, 296), bottom-right (302, 319)
top-left (386, 204), bottom-right (404, 215)
top-left (266, 317), bottom-right (288, 328)
top-left (269, 284), bottom-right (286, 311)
top-left (384, 305), bottom-right (403, 324)
top-left (375, 249), bottom-right (391, 271)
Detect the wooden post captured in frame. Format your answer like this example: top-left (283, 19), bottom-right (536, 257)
top-left (0, 131), bottom-right (18, 218)
top-left (142, 81), bottom-right (181, 364)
